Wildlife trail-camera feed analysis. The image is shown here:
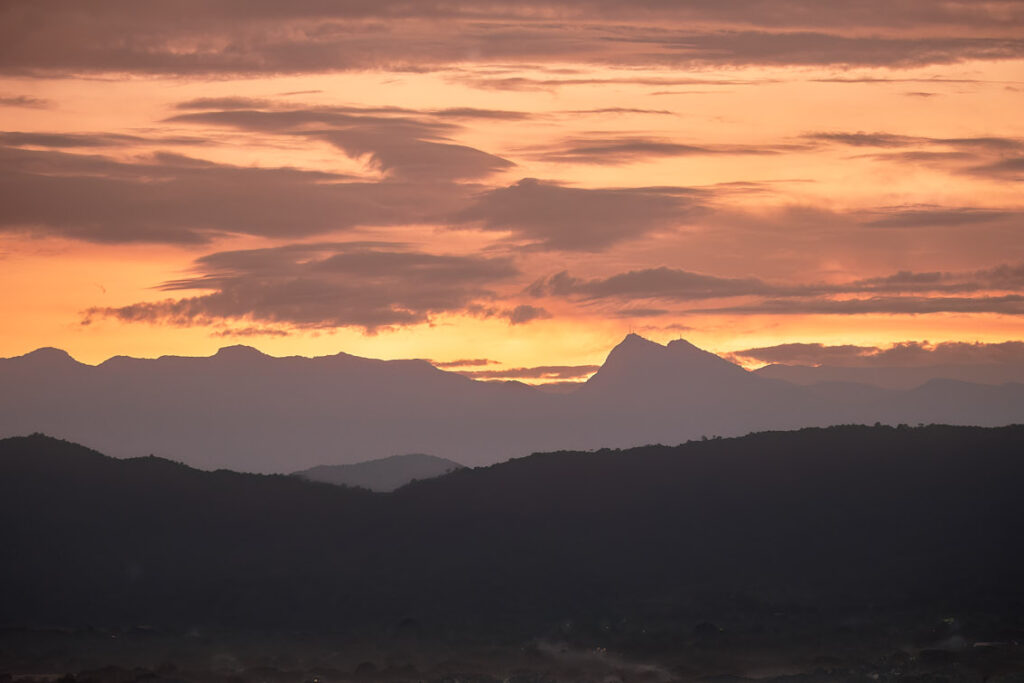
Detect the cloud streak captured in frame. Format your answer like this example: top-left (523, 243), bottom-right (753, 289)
top-left (727, 340), bottom-right (1024, 367)
top-left (529, 136), bottom-right (791, 164)
top-left (3, 2), bottom-right (1023, 77)
top-left (529, 262), bottom-right (1024, 317)
top-left (0, 145), bottom-right (465, 243)
top-left (0, 95), bottom-right (50, 108)
top-left (167, 105), bottom-right (515, 181)
top-left (430, 358), bottom-right (500, 368)
top-left (455, 364), bottom-right (600, 381)
top-left (454, 179), bottom-right (704, 251)
top-left (83, 243), bottom-right (522, 332)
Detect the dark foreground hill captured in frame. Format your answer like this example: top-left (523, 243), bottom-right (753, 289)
top-left (2, 425), bottom-right (1023, 646)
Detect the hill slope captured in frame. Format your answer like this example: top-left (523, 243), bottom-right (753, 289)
top-left (294, 453), bottom-right (464, 491)
top-left (2, 426), bottom-right (1022, 636)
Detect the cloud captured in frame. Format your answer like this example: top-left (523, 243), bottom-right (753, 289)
top-left (727, 340), bottom-right (1024, 367)
top-left (964, 157), bottom-right (1024, 180)
top-left (852, 263), bottom-right (1024, 292)
top-left (529, 136), bottom-right (788, 164)
top-left (664, 31), bottom-right (1024, 68)
top-left (558, 107), bottom-right (675, 116)
top-left (810, 77), bottom-right (983, 84)
top-left (804, 132), bottom-right (1024, 179)
top-left (806, 131), bottom-right (1024, 152)
top-left (528, 262), bottom-right (1024, 318)
top-left (700, 294), bottom-right (1024, 316)
top-left (723, 343), bottom-right (880, 366)
top-left (0, 95), bottom-right (50, 108)
top-left (528, 267), bottom-right (776, 300)
top-left (0, 104), bottom-right (522, 245)
top-left (857, 206), bottom-right (1022, 228)
top-left (0, 144), bottom-right (471, 244)
top-left (209, 326), bottom-right (291, 338)
top-left (175, 98), bottom-right (532, 121)
top-left (506, 304), bottom-right (551, 324)
top-left (463, 302), bottom-right (553, 326)
top-left (316, 129), bottom-right (513, 181)
top-left (859, 151), bottom-right (980, 165)
top-left (455, 364), bottom-right (600, 381)
top-left (0, 131), bottom-right (209, 148)
top-left (453, 178), bottom-right (704, 251)
top-left (4, 3), bottom-right (1022, 77)
top-left (83, 242), bottom-right (520, 332)
top-left (431, 107), bottom-right (532, 120)
top-left (168, 105), bottom-right (514, 181)
top-left (608, 307), bottom-right (673, 318)
top-left (431, 358), bottom-right (500, 368)
top-left (455, 75), bottom-right (759, 92)
top-left (805, 132), bottom-right (923, 148)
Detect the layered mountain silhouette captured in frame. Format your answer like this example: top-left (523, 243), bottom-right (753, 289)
top-left (2, 427), bottom-right (1022, 635)
top-left (2, 335), bottom-right (1023, 471)
top-left (293, 453), bottom-right (464, 492)
top-left (581, 334), bottom-right (759, 401)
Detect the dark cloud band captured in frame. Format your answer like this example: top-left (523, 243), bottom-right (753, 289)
top-left (83, 243), bottom-right (522, 332)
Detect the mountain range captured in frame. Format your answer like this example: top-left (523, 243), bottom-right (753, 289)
top-left (2, 334), bottom-right (1023, 472)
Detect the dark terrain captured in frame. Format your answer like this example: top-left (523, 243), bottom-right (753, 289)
top-left (2, 425), bottom-right (1024, 681)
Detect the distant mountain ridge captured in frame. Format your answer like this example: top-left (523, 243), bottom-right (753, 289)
top-left (2, 335), bottom-right (1024, 471)
top-left (581, 333), bottom-right (758, 402)
top-left (294, 453), bottom-right (464, 492)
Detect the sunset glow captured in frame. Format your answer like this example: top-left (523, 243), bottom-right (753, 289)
top-left (2, 2), bottom-right (1024, 378)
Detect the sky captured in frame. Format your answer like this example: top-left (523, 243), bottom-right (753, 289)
top-left (2, 1), bottom-right (1024, 382)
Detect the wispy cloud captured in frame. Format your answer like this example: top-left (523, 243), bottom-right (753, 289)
top-left (167, 105), bottom-right (515, 181)
top-left (700, 294), bottom-right (1024, 316)
top-left (529, 262), bottom-right (1024, 318)
top-left (83, 243), bottom-right (522, 332)
top-left (453, 179), bottom-right (704, 251)
top-left (430, 358), bottom-right (500, 368)
top-left (455, 364), bottom-right (600, 381)
top-left (0, 95), bottom-right (50, 108)
top-left (526, 135), bottom-right (793, 164)
top-left (726, 340), bottom-right (1024, 367)
top-left (0, 145), bottom-right (460, 243)
top-left (4, 3), bottom-right (1022, 77)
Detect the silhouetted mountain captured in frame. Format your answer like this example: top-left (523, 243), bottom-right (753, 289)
top-left (2, 427), bottom-right (1023, 638)
top-left (0, 344), bottom-right (559, 470)
top-left (294, 453), bottom-right (464, 492)
top-left (757, 361), bottom-right (1024, 390)
top-left (581, 334), bottom-right (760, 403)
top-left (2, 336), bottom-right (1024, 471)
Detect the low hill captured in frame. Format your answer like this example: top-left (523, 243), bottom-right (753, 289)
top-left (293, 453), bottom-right (464, 491)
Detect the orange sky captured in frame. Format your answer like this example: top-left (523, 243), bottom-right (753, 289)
top-left (2, 2), bottom-right (1024, 378)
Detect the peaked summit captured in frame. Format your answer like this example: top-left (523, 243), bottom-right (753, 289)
top-left (581, 333), bottom-right (760, 402)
